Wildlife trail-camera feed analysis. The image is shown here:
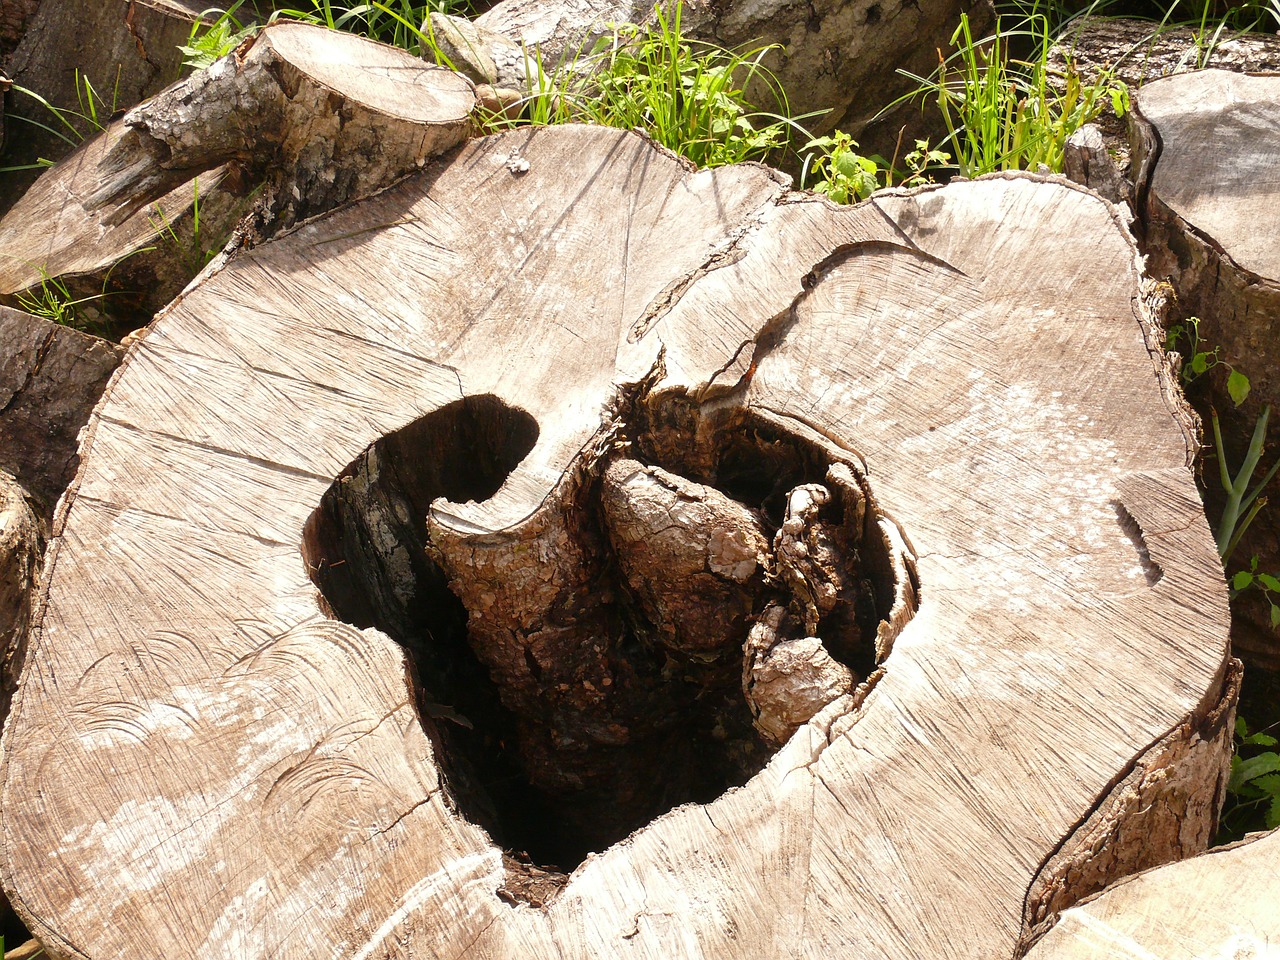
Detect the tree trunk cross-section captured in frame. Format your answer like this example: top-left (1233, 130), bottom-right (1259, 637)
top-left (0, 127), bottom-right (1233, 960)
top-left (1024, 826), bottom-right (1280, 960)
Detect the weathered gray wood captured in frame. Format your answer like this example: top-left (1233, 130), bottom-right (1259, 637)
top-left (1024, 826), bottom-right (1280, 960)
top-left (1132, 70), bottom-right (1280, 667)
top-left (0, 128), bottom-right (1232, 959)
top-left (0, 22), bottom-right (475, 328)
top-left (0, 307), bottom-right (122, 517)
top-left (1063, 124), bottom-right (1129, 204)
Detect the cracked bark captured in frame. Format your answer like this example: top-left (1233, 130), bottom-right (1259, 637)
top-left (0, 129), bottom-right (1231, 960)
top-left (0, 307), bottom-right (122, 518)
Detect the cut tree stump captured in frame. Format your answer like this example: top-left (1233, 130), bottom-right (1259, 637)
top-left (1131, 70), bottom-right (1280, 667)
top-left (1023, 826), bottom-right (1280, 960)
top-left (0, 128), bottom-right (1234, 960)
top-left (0, 22), bottom-right (476, 328)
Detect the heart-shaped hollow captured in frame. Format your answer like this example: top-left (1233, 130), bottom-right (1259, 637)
top-left (302, 388), bottom-right (910, 889)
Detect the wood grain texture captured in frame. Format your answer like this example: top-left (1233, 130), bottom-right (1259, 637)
top-left (1137, 70), bottom-right (1280, 280)
top-left (0, 0), bottom-right (206, 216)
top-left (1024, 826), bottom-right (1280, 959)
top-left (0, 129), bottom-right (1230, 960)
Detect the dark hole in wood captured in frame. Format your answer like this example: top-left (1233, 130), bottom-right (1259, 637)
top-left (302, 391), bottom-right (899, 893)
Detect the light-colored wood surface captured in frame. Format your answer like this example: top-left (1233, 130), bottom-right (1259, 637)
top-left (0, 130), bottom-right (1232, 959)
top-left (1025, 827), bottom-right (1280, 959)
top-left (1137, 70), bottom-right (1280, 280)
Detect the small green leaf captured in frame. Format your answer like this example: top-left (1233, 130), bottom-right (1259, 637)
top-left (1248, 732), bottom-right (1280, 747)
top-left (1251, 772), bottom-right (1280, 794)
top-left (1228, 368), bottom-right (1251, 406)
top-left (1230, 752), bottom-right (1280, 792)
top-left (1191, 353), bottom-right (1209, 375)
top-left (1233, 570), bottom-right (1255, 591)
top-left (1238, 717), bottom-right (1250, 738)
top-left (1268, 794), bottom-right (1280, 831)
top-left (1258, 573), bottom-right (1280, 592)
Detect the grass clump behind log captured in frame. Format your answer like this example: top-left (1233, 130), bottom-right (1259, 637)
top-left (485, 3), bottom-right (800, 168)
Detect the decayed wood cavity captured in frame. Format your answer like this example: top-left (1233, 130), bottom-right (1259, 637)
top-left (302, 387), bottom-right (909, 879)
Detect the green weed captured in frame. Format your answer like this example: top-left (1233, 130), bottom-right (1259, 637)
top-left (899, 10), bottom-right (1126, 177)
top-left (1167, 317), bottom-right (1278, 564)
top-left (1231, 557), bottom-right (1280, 631)
top-left (16, 270), bottom-right (115, 336)
top-left (0, 70), bottom-right (120, 172)
top-left (1219, 717), bottom-right (1280, 842)
top-left (180, 4), bottom-right (259, 69)
top-left (800, 134), bottom-right (950, 203)
top-left (269, 0), bottom-right (475, 51)
top-left (486, 3), bottom-right (800, 169)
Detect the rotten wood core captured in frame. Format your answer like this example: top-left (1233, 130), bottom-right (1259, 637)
top-left (303, 389), bottom-right (905, 880)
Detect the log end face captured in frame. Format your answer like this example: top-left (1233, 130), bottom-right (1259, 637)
top-left (262, 21), bottom-right (477, 126)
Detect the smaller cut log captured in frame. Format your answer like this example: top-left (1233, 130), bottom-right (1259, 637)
top-left (1131, 70), bottom-right (1280, 666)
top-left (0, 306), bottom-right (122, 518)
top-left (0, 22), bottom-right (476, 328)
top-left (1024, 826), bottom-right (1280, 960)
